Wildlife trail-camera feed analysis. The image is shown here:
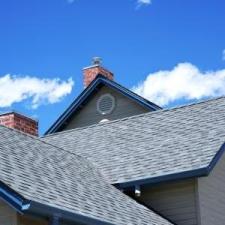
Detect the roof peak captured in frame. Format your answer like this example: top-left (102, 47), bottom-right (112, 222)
top-left (45, 75), bottom-right (161, 135)
top-left (44, 95), bottom-right (225, 138)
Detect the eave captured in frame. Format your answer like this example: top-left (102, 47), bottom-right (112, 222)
top-left (45, 74), bottom-right (161, 135)
top-left (115, 141), bottom-right (225, 189)
top-left (0, 181), bottom-right (30, 214)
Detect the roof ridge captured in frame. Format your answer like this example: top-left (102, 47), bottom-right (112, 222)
top-left (45, 75), bottom-right (161, 135)
top-left (0, 124), bottom-right (87, 161)
top-left (0, 124), bottom-right (174, 225)
top-left (44, 95), bottom-right (225, 138)
top-left (0, 124), bottom-right (40, 139)
top-left (0, 123), bottom-right (113, 184)
top-left (99, 75), bottom-right (162, 109)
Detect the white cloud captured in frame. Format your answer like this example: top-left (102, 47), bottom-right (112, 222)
top-left (133, 63), bottom-right (225, 106)
top-left (223, 49), bottom-right (225, 61)
top-left (0, 74), bottom-right (74, 109)
top-left (137, 0), bottom-right (152, 5)
top-left (67, 0), bottom-right (152, 7)
top-left (136, 0), bottom-right (152, 9)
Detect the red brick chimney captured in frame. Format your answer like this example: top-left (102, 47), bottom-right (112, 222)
top-left (83, 57), bottom-right (114, 88)
top-left (0, 111), bottom-right (38, 136)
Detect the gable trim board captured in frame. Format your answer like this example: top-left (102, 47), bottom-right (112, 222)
top-left (116, 141), bottom-right (225, 189)
top-left (45, 75), bottom-right (161, 135)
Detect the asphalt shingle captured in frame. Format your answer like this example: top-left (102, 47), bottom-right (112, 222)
top-left (44, 97), bottom-right (225, 185)
top-left (0, 125), bottom-right (173, 225)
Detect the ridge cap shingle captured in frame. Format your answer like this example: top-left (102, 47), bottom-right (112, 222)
top-left (0, 125), bottom-right (173, 225)
top-left (44, 95), bottom-right (225, 138)
top-left (0, 124), bottom-right (87, 161)
top-left (43, 95), bottom-right (225, 185)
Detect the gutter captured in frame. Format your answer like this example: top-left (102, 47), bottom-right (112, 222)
top-left (0, 181), bottom-right (114, 225)
top-left (114, 167), bottom-right (209, 189)
top-left (115, 141), bottom-right (225, 189)
top-left (28, 201), bottom-right (115, 225)
top-left (0, 181), bottom-right (30, 214)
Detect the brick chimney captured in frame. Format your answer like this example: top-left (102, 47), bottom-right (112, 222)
top-left (83, 57), bottom-right (114, 88)
top-left (0, 111), bottom-right (38, 136)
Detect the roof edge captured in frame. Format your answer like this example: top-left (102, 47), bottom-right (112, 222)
top-left (135, 198), bottom-right (177, 225)
top-left (115, 168), bottom-right (209, 189)
top-left (115, 141), bottom-right (225, 189)
top-left (29, 200), bottom-right (117, 225)
top-left (207, 141), bottom-right (225, 173)
top-left (0, 181), bottom-right (115, 225)
top-left (45, 74), bottom-right (161, 135)
top-left (0, 181), bottom-right (30, 213)
top-left (0, 175), bottom-right (174, 225)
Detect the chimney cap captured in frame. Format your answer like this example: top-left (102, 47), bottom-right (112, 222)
top-left (0, 110), bottom-right (39, 136)
top-left (0, 110), bottom-right (38, 122)
top-left (92, 57), bottom-right (102, 66)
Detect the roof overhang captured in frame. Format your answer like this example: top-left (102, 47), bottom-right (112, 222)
top-left (28, 201), bottom-right (115, 225)
top-left (45, 75), bottom-right (161, 135)
top-left (0, 181), bottom-right (30, 214)
top-left (115, 141), bottom-right (225, 189)
top-left (0, 181), bottom-right (114, 225)
top-left (115, 167), bottom-right (209, 189)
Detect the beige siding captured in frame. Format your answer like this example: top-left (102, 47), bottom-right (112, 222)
top-left (139, 179), bottom-right (198, 225)
top-left (18, 214), bottom-right (85, 225)
top-left (197, 152), bottom-right (225, 225)
top-left (63, 86), bottom-right (149, 130)
top-left (61, 221), bottom-right (83, 225)
top-left (17, 215), bottom-right (48, 225)
top-left (0, 199), bottom-right (17, 225)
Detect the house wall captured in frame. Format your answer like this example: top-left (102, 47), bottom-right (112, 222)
top-left (17, 215), bottom-right (48, 225)
top-left (61, 220), bottom-right (84, 225)
top-left (0, 199), bottom-right (17, 225)
top-left (17, 214), bottom-right (86, 225)
top-left (0, 199), bottom-right (84, 225)
top-left (197, 151), bottom-right (225, 225)
top-left (63, 86), bottom-right (149, 130)
top-left (139, 179), bottom-right (198, 225)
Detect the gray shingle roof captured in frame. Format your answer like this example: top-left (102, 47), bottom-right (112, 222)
top-left (0, 125), bottom-right (173, 225)
top-left (44, 97), bottom-right (225, 186)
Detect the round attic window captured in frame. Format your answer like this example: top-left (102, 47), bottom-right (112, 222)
top-left (97, 94), bottom-right (115, 115)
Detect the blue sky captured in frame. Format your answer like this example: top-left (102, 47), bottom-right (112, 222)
top-left (0, 0), bottom-right (225, 134)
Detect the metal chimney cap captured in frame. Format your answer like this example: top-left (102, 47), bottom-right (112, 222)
top-left (92, 57), bottom-right (102, 66)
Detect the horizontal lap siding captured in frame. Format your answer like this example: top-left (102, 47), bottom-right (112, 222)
top-left (0, 199), bottom-right (17, 225)
top-left (17, 215), bottom-right (48, 225)
top-left (140, 179), bottom-right (198, 225)
top-left (198, 152), bottom-right (225, 225)
top-left (18, 213), bottom-right (85, 225)
top-left (64, 86), bottom-right (149, 130)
